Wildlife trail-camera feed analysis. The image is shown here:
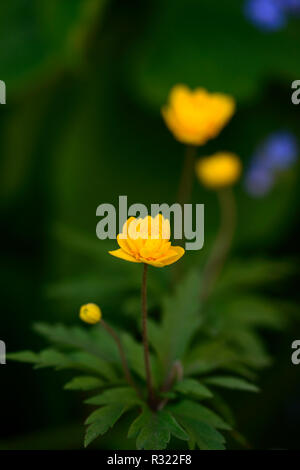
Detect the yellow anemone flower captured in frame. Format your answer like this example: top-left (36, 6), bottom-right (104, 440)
top-left (109, 215), bottom-right (185, 267)
top-left (80, 303), bottom-right (102, 324)
top-left (196, 152), bottom-right (242, 189)
top-left (162, 84), bottom-right (235, 146)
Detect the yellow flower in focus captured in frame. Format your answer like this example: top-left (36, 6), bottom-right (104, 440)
top-left (80, 303), bottom-right (102, 324)
top-left (109, 214), bottom-right (184, 267)
top-left (195, 152), bottom-right (242, 189)
top-left (162, 85), bottom-right (235, 146)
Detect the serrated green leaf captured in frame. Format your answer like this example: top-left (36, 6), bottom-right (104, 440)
top-left (136, 420), bottom-right (170, 450)
top-left (210, 392), bottom-right (236, 428)
top-left (204, 376), bottom-right (259, 393)
top-left (121, 332), bottom-right (160, 386)
top-left (168, 400), bottom-right (231, 431)
top-left (174, 378), bottom-right (212, 399)
top-left (85, 387), bottom-right (142, 406)
top-left (120, 333), bottom-right (147, 380)
top-left (184, 340), bottom-right (239, 376)
top-left (7, 351), bottom-right (40, 363)
top-left (8, 347), bottom-right (117, 380)
top-left (127, 408), bottom-right (147, 440)
top-left (33, 323), bottom-right (119, 363)
top-left (161, 412), bottom-right (189, 441)
top-left (168, 400), bottom-right (228, 450)
top-left (68, 351), bottom-right (117, 380)
top-left (64, 376), bottom-right (104, 391)
top-left (8, 348), bottom-right (81, 371)
top-left (128, 408), bottom-right (188, 450)
top-left (174, 416), bottom-right (226, 450)
top-left (84, 404), bottom-right (126, 447)
top-left (34, 349), bottom-right (72, 369)
top-left (149, 270), bottom-right (201, 371)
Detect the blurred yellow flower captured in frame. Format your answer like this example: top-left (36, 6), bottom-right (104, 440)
top-left (162, 85), bottom-right (235, 146)
top-left (109, 215), bottom-right (184, 267)
top-left (80, 303), bottom-right (102, 324)
top-left (195, 152), bottom-right (242, 188)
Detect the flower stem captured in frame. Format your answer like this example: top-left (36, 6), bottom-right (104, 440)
top-left (141, 263), bottom-right (155, 407)
top-left (174, 145), bottom-right (196, 281)
top-left (200, 187), bottom-right (236, 302)
top-left (157, 360), bottom-right (183, 410)
top-left (177, 145), bottom-right (197, 209)
top-left (101, 319), bottom-right (141, 398)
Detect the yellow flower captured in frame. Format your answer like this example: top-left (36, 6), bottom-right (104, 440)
top-left (80, 303), bottom-right (102, 324)
top-left (109, 214), bottom-right (185, 267)
top-left (162, 85), bottom-right (235, 146)
top-left (195, 152), bottom-right (242, 189)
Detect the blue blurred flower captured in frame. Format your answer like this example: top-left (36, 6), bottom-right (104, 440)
top-left (244, 0), bottom-right (300, 31)
top-left (259, 131), bottom-right (298, 169)
top-left (245, 164), bottom-right (275, 196)
top-left (244, 131), bottom-right (298, 197)
top-left (279, 0), bottom-right (300, 13)
top-left (244, 0), bottom-right (287, 31)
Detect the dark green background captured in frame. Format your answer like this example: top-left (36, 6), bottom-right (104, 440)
top-left (0, 0), bottom-right (299, 449)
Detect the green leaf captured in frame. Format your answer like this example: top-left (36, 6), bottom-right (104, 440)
top-left (211, 295), bottom-right (286, 331)
top-left (175, 416), bottom-right (226, 450)
top-left (128, 408), bottom-right (188, 450)
top-left (34, 349), bottom-right (72, 369)
top-left (159, 412), bottom-right (189, 442)
top-left (168, 400), bottom-right (231, 431)
top-left (64, 376), bottom-right (104, 391)
top-left (204, 376), bottom-right (259, 393)
top-left (149, 270), bottom-right (201, 371)
top-left (85, 387), bottom-right (142, 406)
top-left (68, 351), bottom-right (117, 380)
top-left (167, 400), bottom-right (228, 450)
top-left (33, 323), bottom-right (119, 363)
top-left (225, 329), bottom-right (272, 370)
top-left (210, 392), bottom-right (236, 428)
top-left (7, 351), bottom-right (39, 363)
top-left (120, 333), bottom-right (147, 380)
top-left (233, 296), bottom-right (286, 330)
top-left (174, 378), bottom-right (212, 399)
top-left (85, 400), bottom-right (139, 426)
top-left (184, 340), bottom-right (239, 376)
top-left (8, 348), bottom-right (117, 380)
top-left (217, 258), bottom-right (293, 292)
top-left (84, 404), bottom-right (126, 447)
top-left (121, 332), bottom-right (160, 386)
top-left (9, 348), bottom-right (78, 370)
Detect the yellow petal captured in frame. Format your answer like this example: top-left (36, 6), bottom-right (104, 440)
top-left (162, 85), bottom-right (235, 146)
top-left (117, 234), bottom-right (137, 256)
top-left (140, 239), bottom-right (162, 258)
top-left (162, 107), bottom-right (205, 145)
top-left (121, 216), bottom-right (136, 236)
top-left (195, 152), bottom-right (241, 188)
top-left (108, 249), bottom-right (140, 263)
top-left (151, 246), bottom-right (185, 267)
